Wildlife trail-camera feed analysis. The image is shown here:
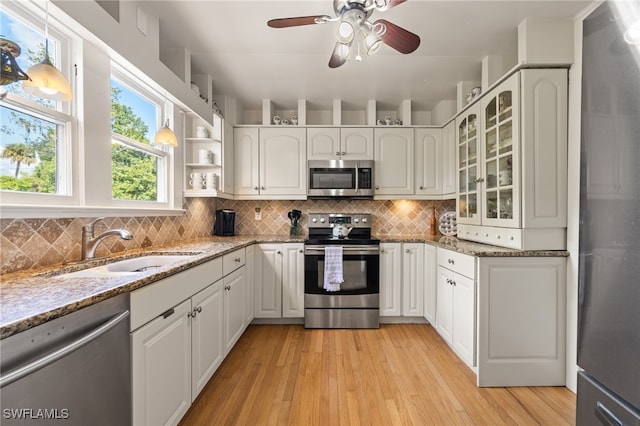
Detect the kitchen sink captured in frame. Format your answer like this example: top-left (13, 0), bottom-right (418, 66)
top-left (57, 253), bottom-right (200, 278)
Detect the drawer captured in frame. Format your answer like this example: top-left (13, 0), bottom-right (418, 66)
top-left (437, 247), bottom-right (475, 279)
top-left (223, 247), bottom-right (246, 275)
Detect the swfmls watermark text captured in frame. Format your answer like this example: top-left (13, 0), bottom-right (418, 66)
top-left (2, 408), bottom-right (70, 420)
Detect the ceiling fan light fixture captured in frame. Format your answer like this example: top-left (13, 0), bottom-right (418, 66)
top-left (336, 20), bottom-right (356, 43)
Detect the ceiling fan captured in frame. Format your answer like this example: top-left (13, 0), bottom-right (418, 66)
top-left (267, 0), bottom-right (421, 68)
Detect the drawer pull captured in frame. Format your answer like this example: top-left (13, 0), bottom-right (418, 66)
top-left (224, 285), bottom-right (231, 291)
top-left (447, 258), bottom-right (455, 265)
top-left (235, 257), bottom-right (241, 262)
top-left (162, 308), bottom-right (175, 319)
top-left (451, 280), bottom-right (456, 286)
top-left (406, 249), bottom-right (410, 253)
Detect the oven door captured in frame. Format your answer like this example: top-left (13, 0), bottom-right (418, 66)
top-left (304, 245), bottom-right (379, 296)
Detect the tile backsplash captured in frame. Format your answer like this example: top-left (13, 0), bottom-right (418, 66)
top-left (216, 198), bottom-right (456, 237)
top-left (0, 197), bottom-right (455, 274)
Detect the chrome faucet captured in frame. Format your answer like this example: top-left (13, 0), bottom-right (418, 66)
top-left (81, 217), bottom-right (133, 261)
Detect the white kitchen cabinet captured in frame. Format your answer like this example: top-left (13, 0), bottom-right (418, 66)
top-left (307, 127), bottom-right (373, 160)
top-left (244, 244), bottom-right (255, 324)
top-left (457, 69), bottom-right (568, 249)
top-left (340, 127), bottom-right (374, 160)
top-left (191, 280), bottom-right (224, 398)
top-left (234, 127), bottom-right (259, 196)
top-left (259, 127), bottom-right (307, 197)
top-left (456, 104), bottom-right (482, 225)
top-left (476, 256), bottom-right (566, 387)
top-left (423, 244), bottom-right (437, 324)
top-left (281, 243), bottom-right (305, 318)
top-left (184, 113), bottom-right (224, 197)
top-left (254, 243), bottom-right (283, 318)
top-left (379, 242), bottom-right (402, 316)
top-left (441, 120), bottom-right (456, 196)
top-left (222, 120), bottom-right (234, 195)
top-left (435, 248), bottom-right (476, 369)
top-left (414, 128), bottom-right (443, 197)
top-left (254, 243), bottom-right (304, 318)
top-left (224, 267), bottom-right (245, 354)
top-left (402, 243), bottom-right (424, 316)
top-left (307, 127), bottom-right (340, 160)
top-left (234, 127), bottom-right (306, 198)
top-left (132, 299), bottom-right (192, 426)
top-left (374, 128), bottom-right (414, 196)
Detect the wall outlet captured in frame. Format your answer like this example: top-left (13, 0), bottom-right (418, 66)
top-left (254, 207), bottom-right (262, 220)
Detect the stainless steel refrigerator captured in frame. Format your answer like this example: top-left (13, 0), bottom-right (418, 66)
top-left (577, 2), bottom-right (640, 424)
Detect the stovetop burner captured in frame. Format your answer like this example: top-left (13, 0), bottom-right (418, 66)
top-left (305, 212), bottom-right (377, 245)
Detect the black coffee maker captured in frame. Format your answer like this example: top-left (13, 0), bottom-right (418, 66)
top-left (213, 209), bottom-right (235, 236)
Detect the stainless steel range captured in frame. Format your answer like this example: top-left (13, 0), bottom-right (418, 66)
top-left (304, 213), bottom-right (380, 329)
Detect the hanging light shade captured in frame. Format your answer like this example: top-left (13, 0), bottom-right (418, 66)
top-left (154, 119), bottom-right (178, 147)
top-left (22, 1), bottom-right (72, 101)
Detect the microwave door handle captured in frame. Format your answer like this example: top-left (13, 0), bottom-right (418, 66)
top-left (355, 163), bottom-right (359, 193)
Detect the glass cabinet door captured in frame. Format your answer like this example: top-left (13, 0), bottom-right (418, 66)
top-left (456, 104), bottom-right (481, 225)
top-left (481, 76), bottom-right (520, 227)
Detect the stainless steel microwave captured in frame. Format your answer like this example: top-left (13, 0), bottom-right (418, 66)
top-left (307, 160), bottom-right (374, 198)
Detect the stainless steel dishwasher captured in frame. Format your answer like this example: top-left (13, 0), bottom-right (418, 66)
top-left (0, 293), bottom-right (131, 425)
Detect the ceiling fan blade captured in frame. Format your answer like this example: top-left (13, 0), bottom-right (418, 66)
top-left (375, 0), bottom-right (408, 12)
top-left (328, 42), bottom-right (349, 68)
top-left (267, 15), bottom-right (330, 28)
top-left (375, 19), bottom-right (420, 54)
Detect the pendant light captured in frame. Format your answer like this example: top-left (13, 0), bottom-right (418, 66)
top-left (154, 119), bottom-right (178, 147)
top-left (22, 1), bottom-right (72, 101)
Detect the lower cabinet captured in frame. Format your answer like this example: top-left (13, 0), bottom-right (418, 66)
top-left (224, 267), bottom-right (245, 354)
top-left (380, 242), bottom-right (433, 318)
top-left (423, 244), bottom-right (437, 324)
top-left (131, 248), bottom-right (250, 426)
top-left (434, 247), bottom-right (568, 387)
top-left (254, 243), bottom-right (304, 318)
top-left (435, 248), bottom-right (477, 369)
top-left (131, 298), bottom-right (193, 426)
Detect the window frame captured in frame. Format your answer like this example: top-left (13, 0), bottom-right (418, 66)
top-left (0, 1), bottom-right (76, 207)
top-left (110, 68), bottom-right (173, 208)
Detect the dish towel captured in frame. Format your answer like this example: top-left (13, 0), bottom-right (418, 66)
top-left (323, 246), bottom-right (344, 292)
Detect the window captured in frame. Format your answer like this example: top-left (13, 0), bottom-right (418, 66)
top-left (0, 5), bottom-right (72, 197)
top-left (110, 75), bottom-right (169, 203)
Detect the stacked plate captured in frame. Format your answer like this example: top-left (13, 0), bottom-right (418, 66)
top-left (438, 211), bottom-right (457, 236)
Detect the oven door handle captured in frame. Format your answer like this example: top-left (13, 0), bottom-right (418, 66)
top-left (304, 245), bottom-right (379, 255)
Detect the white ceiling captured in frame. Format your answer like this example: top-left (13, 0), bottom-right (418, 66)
top-left (149, 0), bottom-right (589, 112)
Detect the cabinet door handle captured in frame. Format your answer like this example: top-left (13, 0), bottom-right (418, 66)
top-left (405, 249), bottom-right (410, 253)
top-left (261, 186), bottom-right (265, 190)
top-left (451, 280), bottom-right (456, 286)
top-left (235, 257), bottom-right (241, 262)
top-left (336, 152), bottom-right (340, 156)
top-left (299, 249), bottom-right (303, 253)
top-left (447, 258), bottom-right (454, 265)
top-left (253, 186), bottom-right (259, 190)
top-left (446, 278), bottom-right (451, 285)
top-left (375, 186), bottom-right (380, 190)
top-left (419, 186), bottom-right (424, 190)
top-left (341, 151), bottom-right (346, 156)
top-left (196, 306), bottom-right (202, 313)
top-left (225, 285), bottom-right (231, 291)
top-left (474, 177), bottom-right (485, 183)
top-left (277, 250), bottom-right (282, 254)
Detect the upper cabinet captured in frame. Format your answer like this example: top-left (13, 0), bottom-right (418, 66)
top-left (234, 127), bottom-right (307, 199)
top-left (307, 128), bottom-right (373, 161)
top-left (414, 128), bottom-right (443, 197)
top-left (456, 104), bottom-right (482, 225)
top-left (456, 69), bottom-right (568, 250)
top-left (374, 128), bottom-right (415, 196)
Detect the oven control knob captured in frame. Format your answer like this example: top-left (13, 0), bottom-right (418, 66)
top-left (320, 218), bottom-right (325, 223)
top-left (362, 218), bottom-right (367, 223)
top-left (354, 218), bottom-right (360, 223)
top-left (312, 218), bottom-right (317, 223)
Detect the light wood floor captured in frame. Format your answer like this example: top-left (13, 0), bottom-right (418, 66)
top-left (179, 324), bottom-right (575, 426)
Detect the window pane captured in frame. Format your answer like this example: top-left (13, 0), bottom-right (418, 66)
top-left (1, 9), bottom-right (58, 109)
top-left (111, 141), bottom-right (158, 201)
top-left (0, 106), bottom-right (58, 193)
top-left (110, 79), bottom-right (157, 144)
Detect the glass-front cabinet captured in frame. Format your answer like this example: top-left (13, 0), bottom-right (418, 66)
top-left (480, 76), bottom-right (520, 228)
top-left (456, 104), bottom-right (481, 225)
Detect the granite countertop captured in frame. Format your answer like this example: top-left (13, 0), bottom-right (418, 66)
top-left (0, 233), bottom-right (567, 339)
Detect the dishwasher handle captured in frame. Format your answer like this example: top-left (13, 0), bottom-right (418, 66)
top-left (0, 310), bottom-right (130, 388)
